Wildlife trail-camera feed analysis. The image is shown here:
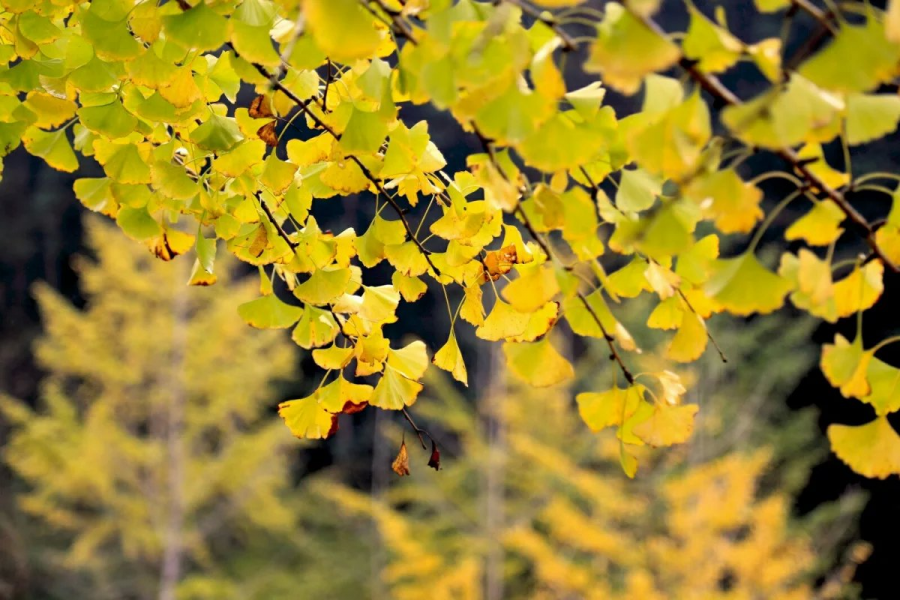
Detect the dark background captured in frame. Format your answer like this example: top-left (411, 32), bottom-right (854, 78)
top-left (2, 0), bottom-right (900, 597)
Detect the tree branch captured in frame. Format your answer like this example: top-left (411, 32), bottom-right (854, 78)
top-left (625, 4), bottom-right (899, 273)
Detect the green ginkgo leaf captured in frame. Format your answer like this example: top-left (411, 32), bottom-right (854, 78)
top-left (238, 294), bottom-right (304, 329)
top-left (704, 252), bottom-right (792, 316)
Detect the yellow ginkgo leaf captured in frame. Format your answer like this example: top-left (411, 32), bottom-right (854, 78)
top-left (784, 200), bottom-right (845, 246)
top-left (796, 143), bottom-right (849, 191)
top-left (644, 261), bottom-right (681, 300)
top-left (237, 294), bottom-right (304, 329)
top-left (632, 403), bottom-right (700, 447)
top-left (294, 267), bottom-right (353, 306)
top-left (354, 327), bottom-right (389, 377)
top-left (666, 310), bottom-right (708, 363)
top-left (392, 272), bottom-right (427, 302)
top-left (460, 285), bottom-right (485, 327)
top-left (503, 338), bottom-right (574, 388)
top-left (433, 331), bottom-right (468, 386)
top-left (704, 252), bottom-right (793, 316)
top-left (585, 3), bottom-right (680, 95)
top-left (820, 334), bottom-right (872, 398)
top-left (860, 357), bottom-right (900, 416)
top-left (828, 417), bottom-right (900, 479)
top-left (507, 301), bottom-right (560, 343)
top-left (278, 394), bottom-right (337, 440)
top-left (576, 385), bottom-right (644, 431)
top-left (291, 305), bottom-right (339, 349)
top-left (656, 370), bottom-right (687, 405)
top-left (502, 263), bottom-right (560, 313)
top-left (833, 260), bottom-right (884, 318)
top-left (312, 344), bottom-right (354, 370)
top-left (370, 367), bottom-right (424, 410)
top-left (476, 299), bottom-right (531, 341)
top-left (317, 375), bottom-right (373, 414)
top-left (387, 340), bottom-right (429, 381)
top-left (359, 285), bottom-right (401, 324)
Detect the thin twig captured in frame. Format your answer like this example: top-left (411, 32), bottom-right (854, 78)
top-left (256, 192), bottom-right (299, 250)
top-left (401, 408), bottom-right (428, 449)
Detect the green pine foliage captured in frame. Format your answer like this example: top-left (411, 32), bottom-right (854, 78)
top-left (0, 219), bottom-right (300, 599)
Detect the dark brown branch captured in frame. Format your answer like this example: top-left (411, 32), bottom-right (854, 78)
top-left (401, 408), bottom-right (428, 449)
top-left (256, 192), bottom-right (299, 250)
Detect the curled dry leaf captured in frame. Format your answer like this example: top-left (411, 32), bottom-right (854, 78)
top-left (392, 439), bottom-right (411, 476)
top-left (257, 121), bottom-right (278, 147)
top-left (482, 244), bottom-right (518, 282)
top-left (249, 95), bottom-right (274, 118)
top-left (427, 440), bottom-right (441, 470)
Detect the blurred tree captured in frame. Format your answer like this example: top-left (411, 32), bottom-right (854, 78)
top-left (305, 314), bottom-right (867, 599)
top-left (0, 219), bottom-right (303, 600)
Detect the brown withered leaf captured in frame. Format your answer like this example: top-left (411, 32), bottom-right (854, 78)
top-left (257, 121), bottom-right (278, 147)
top-left (249, 94), bottom-right (274, 118)
top-left (327, 414), bottom-right (339, 438)
top-left (391, 439), bottom-right (410, 476)
top-left (427, 440), bottom-right (441, 471)
top-left (482, 244), bottom-right (518, 282)
top-left (341, 401), bottom-right (368, 414)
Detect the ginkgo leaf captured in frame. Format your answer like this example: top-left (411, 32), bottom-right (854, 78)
top-left (632, 403), bottom-right (699, 447)
top-left (23, 128), bottom-right (78, 172)
top-left (359, 285), bottom-right (401, 324)
top-left (317, 375), bottom-right (373, 414)
top-left (784, 200), bottom-right (845, 246)
top-left (667, 310), bottom-right (708, 363)
top-left (686, 169), bottom-right (763, 234)
top-left (507, 301), bottom-right (560, 343)
top-left (370, 367), bottom-right (424, 410)
top-left (238, 294), bottom-right (304, 329)
top-left (704, 252), bottom-right (792, 316)
top-left (576, 385), bottom-right (643, 431)
top-left (386, 341), bottom-right (429, 381)
top-left (585, 3), bottom-right (680, 94)
top-left (353, 327), bottom-right (390, 376)
top-left (392, 272), bottom-right (427, 303)
top-left (433, 331), bottom-right (468, 386)
top-left (163, 2), bottom-right (229, 52)
top-left (391, 439), bottom-right (410, 476)
top-left (190, 114), bottom-right (245, 153)
top-left (860, 357), bottom-right (900, 416)
top-left (294, 267), bottom-right (353, 306)
top-left (503, 338), bottom-right (574, 388)
top-left (682, 7), bottom-right (743, 74)
top-left (617, 168), bottom-right (661, 212)
top-left (502, 263), bottom-right (560, 313)
top-left (312, 344), bottom-right (354, 371)
top-left (304, 0), bottom-right (381, 63)
top-left (482, 245), bottom-right (518, 282)
top-left (846, 93), bottom-right (900, 145)
top-left (833, 260), bottom-right (884, 318)
top-left (292, 305), bottom-right (339, 349)
top-left (821, 334), bottom-right (871, 399)
top-left (278, 394), bottom-right (337, 440)
top-left (828, 417), bottom-right (900, 479)
top-left (475, 299), bottom-right (531, 341)
top-left (799, 18), bottom-right (900, 94)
